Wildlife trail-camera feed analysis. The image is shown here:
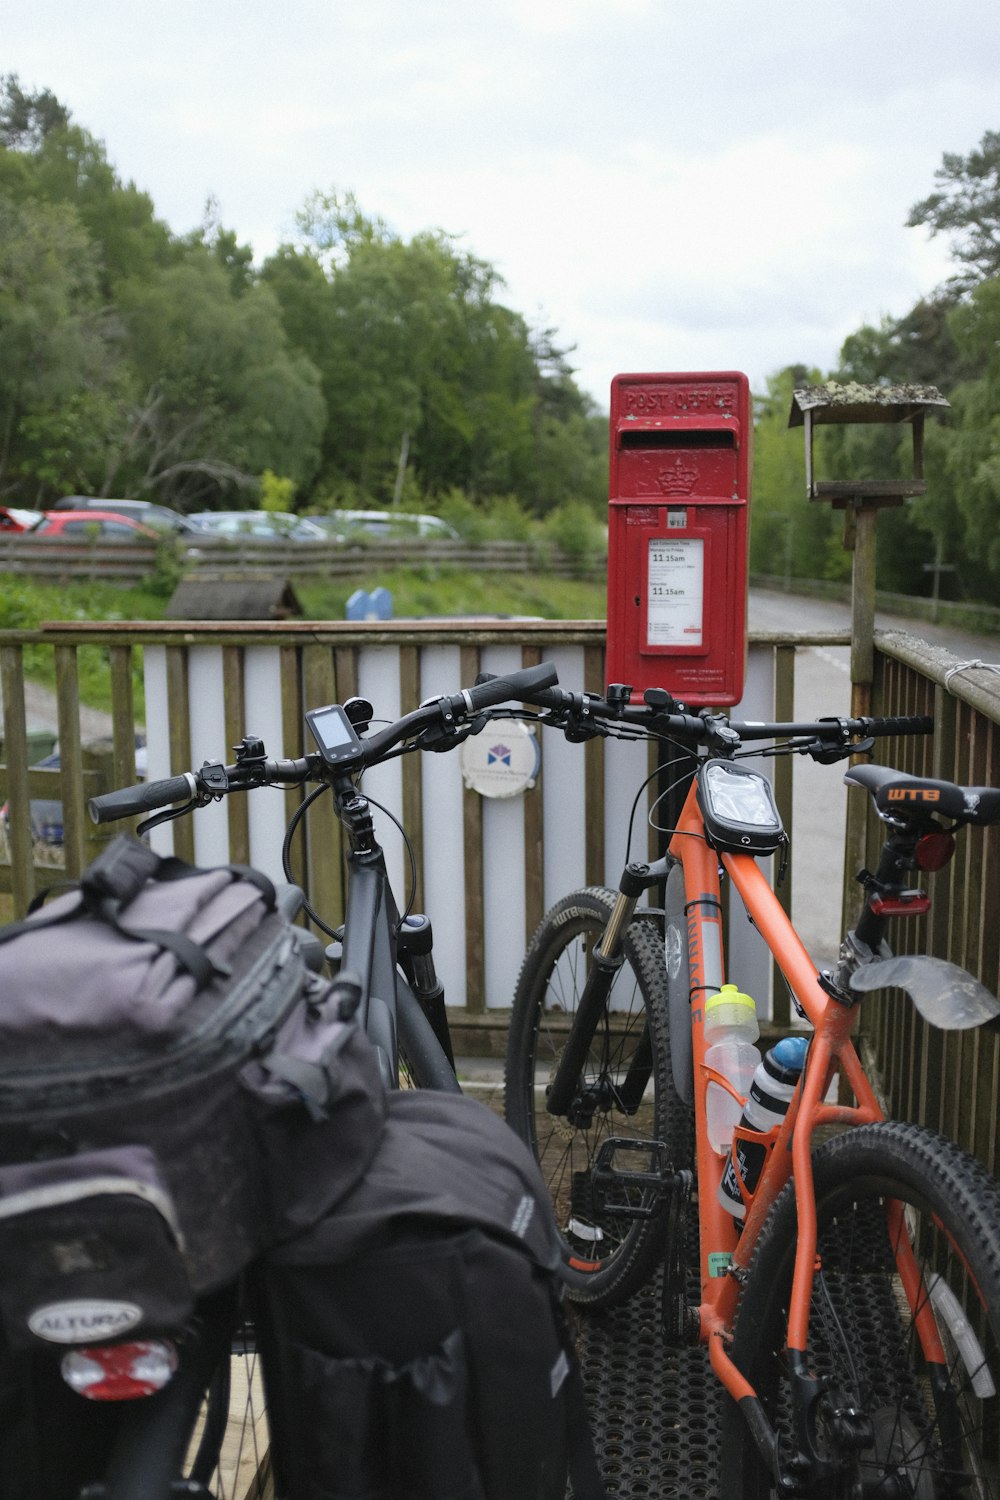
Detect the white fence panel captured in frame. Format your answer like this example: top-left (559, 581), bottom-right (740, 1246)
top-left (419, 645), bottom-right (467, 1007)
top-left (244, 646), bottom-right (293, 886)
top-left (541, 645), bottom-right (588, 912)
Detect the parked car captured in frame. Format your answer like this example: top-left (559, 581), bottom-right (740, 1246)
top-left (34, 511), bottom-right (160, 541)
top-left (50, 497), bottom-right (200, 535)
top-left (0, 741), bottom-right (148, 859)
top-left (0, 507), bottom-right (44, 532)
top-left (312, 510), bottom-right (460, 541)
top-left (0, 749), bottom-right (63, 851)
top-left (186, 510), bottom-right (327, 541)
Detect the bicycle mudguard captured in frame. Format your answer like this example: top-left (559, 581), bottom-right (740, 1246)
top-left (849, 954), bottom-right (1000, 1030)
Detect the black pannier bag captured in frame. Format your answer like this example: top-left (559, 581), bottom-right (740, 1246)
top-left (253, 1089), bottom-right (606, 1500)
top-left (0, 835), bottom-right (385, 1351)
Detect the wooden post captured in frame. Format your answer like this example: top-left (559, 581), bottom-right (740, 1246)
top-left (849, 500), bottom-right (877, 717)
top-left (845, 499), bottom-right (878, 926)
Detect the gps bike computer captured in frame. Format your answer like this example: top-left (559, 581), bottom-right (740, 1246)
top-left (305, 703), bottom-right (363, 766)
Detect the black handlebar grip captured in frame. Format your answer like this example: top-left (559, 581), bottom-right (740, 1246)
top-left (866, 715), bottom-right (934, 737)
top-left (89, 773), bottom-right (195, 825)
top-left (463, 661), bottom-right (560, 713)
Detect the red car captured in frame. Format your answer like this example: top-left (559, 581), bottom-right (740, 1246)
top-left (0, 506), bottom-right (43, 532)
top-left (34, 510), bottom-right (159, 541)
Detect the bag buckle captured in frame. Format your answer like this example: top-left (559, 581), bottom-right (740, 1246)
top-left (82, 835), bottom-right (160, 905)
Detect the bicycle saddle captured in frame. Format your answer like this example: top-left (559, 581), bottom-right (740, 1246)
top-left (845, 764), bottom-right (1000, 826)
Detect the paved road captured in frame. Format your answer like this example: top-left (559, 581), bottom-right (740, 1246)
top-left (14, 680), bottom-right (113, 740)
top-left (750, 586), bottom-right (1000, 663)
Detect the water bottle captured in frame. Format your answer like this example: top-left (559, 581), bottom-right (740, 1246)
top-left (703, 984), bottom-right (760, 1153)
top-left (719, 1035), bottom-right (809, 1218)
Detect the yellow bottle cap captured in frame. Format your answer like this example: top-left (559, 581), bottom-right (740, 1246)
top-left (705, 983), bottom-right (755, 1016)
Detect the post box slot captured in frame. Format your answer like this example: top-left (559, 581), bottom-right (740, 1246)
top-left (617, 430), bottom-right (737, 450)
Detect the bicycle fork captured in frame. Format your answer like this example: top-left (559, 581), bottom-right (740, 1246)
top-left (544, 857), bottom-right (667, 1123)
top-left (543, 858), bottom-right (685, 1256)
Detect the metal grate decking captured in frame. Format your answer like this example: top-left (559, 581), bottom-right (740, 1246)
top-left (465, 1072), bottom-right (722, 1498)
top-left (573, 1278), bottom-right (721, 1500)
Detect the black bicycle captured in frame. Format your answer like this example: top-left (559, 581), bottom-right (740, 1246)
top-left (19, 661), bottom-right (560, 1500)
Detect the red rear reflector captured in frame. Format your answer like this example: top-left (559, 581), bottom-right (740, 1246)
top-left (916, 831), bottom-right (956, 872)
top-left (60, 1340), bottom-right (178, 1401)
top-left (870, 893), bottom-right (931, 918)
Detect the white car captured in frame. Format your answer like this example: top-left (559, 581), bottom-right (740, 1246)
top-left (187, 511), bottom-right (327, 541)
top-left (311, 510), bottom-right (459, 541)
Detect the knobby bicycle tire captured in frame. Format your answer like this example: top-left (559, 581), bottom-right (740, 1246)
top-left (720, 1120), bottom-right (1000, 1498)
top-left (504, 886), bottom-right (691, 1307)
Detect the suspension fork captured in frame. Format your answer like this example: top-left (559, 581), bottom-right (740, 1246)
top-left (544, 857), bottom-right (670, 1119)
top-left (397, 914), bottom-right (455, 1068)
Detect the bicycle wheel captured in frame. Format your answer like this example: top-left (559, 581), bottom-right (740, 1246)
top-left (505, 886), bottom-right (691, 1307)
top-left (187, 1321), bottom-right (273, 1499)
top-left (720, 1121), bottom-right (1000, 1498)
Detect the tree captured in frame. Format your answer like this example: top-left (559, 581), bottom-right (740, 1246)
top-left (826, 316), bottom-right (961, 595)
top-left (0, 74), bottom-right (69, 149)
top-left (278, 191), bottom-right (605, 512)
top-left (186, 195), bottom-right (255, 295)
top-left (0, 81), bottom-right (606, 523)
top-left (0, 192), bottom-right (128, 500)
top-left (749, 367), bottom-right (844, 583)
top-left (936, 275), bottom-right (1000, 591)
top-left (0, 75), bottom-right (174, 298)
top-left (107, 252), bottom-right (326, 507)
top-left (907, 130), bottom-right (1000, 293)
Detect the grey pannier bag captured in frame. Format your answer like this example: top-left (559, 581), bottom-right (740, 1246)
top-left (0, 834), bottom-right (385, 1350)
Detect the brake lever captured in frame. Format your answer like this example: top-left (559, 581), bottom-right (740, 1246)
top-left (136, 800), bottom-right (199, 838)
top-left (807, 735), bottom-right (875, 765)
top-left (412, 718), bottom-right (482, 753)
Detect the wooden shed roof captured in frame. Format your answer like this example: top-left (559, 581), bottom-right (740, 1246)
top-left (165, 577), bottom-right (304, 621)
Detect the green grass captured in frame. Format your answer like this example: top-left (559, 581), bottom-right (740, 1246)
top-left (0, 568), bottom-right (608, 715)
top-left (296, 567), bottom-right (607, 621)
top-left (0, 576), bottom-right (170, 717)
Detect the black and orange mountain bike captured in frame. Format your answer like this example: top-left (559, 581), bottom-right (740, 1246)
top-left (503, 676), bottom-right (1000, 1498)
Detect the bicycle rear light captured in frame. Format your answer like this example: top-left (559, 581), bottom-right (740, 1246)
top-left (696, 760), bottom-right (785, 855)
top-left (869, 891), bottom-right (931, 917)
top-left (60, 1340), bottom-right (178, 1401)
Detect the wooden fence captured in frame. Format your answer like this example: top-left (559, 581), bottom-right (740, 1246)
top-left (0, 534), bottom-right (603, 585)
top-left (858, 631), bottom-right (1000, 1179)
top-left (2, 617), bottom-right (999, 1185)
top-left (0, 619), bottom-right (848, 1054)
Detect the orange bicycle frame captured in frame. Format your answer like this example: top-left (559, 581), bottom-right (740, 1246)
top-left (668, 776), bottom-right (946, 1405)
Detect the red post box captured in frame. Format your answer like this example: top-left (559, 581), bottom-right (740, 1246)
top-left (605, 371), bottom-right (751, 706)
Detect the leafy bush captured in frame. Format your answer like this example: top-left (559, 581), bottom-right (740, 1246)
top-left (541, 501), bottom-right (606, 560)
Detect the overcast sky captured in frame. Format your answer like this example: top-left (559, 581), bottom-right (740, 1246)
top-left (4, 0), bottom-right (999, 407)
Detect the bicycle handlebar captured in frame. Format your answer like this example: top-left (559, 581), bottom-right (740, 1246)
top-left (459, 660), bottom-right (559, 714)
top-left (88, 773), bottom-right (198, 824)
top-left (527, 686), bottom-right (934, 749)
top-left (729, 712), bottom-right (934, 744)
top-left (89, 661), bottom-right (561, 826)
top-left (89, 656), bottom-right (936, 828)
